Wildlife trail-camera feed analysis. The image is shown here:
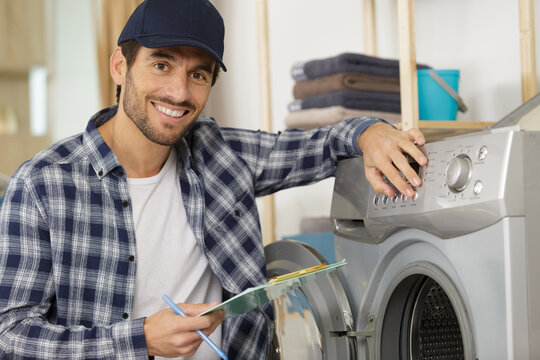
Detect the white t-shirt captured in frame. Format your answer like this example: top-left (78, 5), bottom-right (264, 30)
top-left (128, 149), bottom-right (222, 360)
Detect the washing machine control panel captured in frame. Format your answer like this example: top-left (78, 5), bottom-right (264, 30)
top-left (332, 127), bottom-right (531, 241)
top-left (370, 130), bottom-right (513, 212)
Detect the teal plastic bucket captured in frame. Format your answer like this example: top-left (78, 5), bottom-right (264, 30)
top-left (418, 69), bottom-right (460, 121)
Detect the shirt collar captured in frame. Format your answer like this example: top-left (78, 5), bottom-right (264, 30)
top-left (83, 105), bottom-right (122, 180)
top-left (83, 105), bottom-right (195, 178)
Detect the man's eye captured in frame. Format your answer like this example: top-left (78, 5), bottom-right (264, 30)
top-left (192, 72), bottom-right (206, 81)
top-left (154, 63), bottom-right (169, 71)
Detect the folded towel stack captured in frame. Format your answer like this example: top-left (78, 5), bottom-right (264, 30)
top-left (286, 53), bottom-right (431, 130)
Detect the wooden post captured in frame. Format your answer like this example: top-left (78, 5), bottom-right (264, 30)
top-left (519, 0), bottom-right (538, 102)
top-left (397, 0), bottom-right (419, 130)
top-left (255, 0), bottom-right (276, 244)
top-left (363, 0), bottom-right (377, 56)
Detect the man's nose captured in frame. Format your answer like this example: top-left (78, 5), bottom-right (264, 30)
top-left (166, 72), bottom-right (190, 102)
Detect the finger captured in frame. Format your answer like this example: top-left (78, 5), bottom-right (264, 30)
top-left (172, 313), bottom-right (214, 333)
top-left (203, 311), bottom-right (225, 335)
top-left (397, 133), bottom-right (428, 167)
top-left (401, 143), bottom-right (428, 168)
top-left (365, 167), bottom-right (394, 196)
top-left (407, 128), bottom-right (426, 146)
top-left (203, 310), bottom-right (225, 328)
top-left (378, 159), bottom-right (414, 198)
top-left (180, 303), bottom-right (215, 316)
top-left (175, 331), bottom-right (204, 346)
top-left (212, 309), bottom-right (226, 323)
top-left (390, 147), bottom-right (422, 185)
top-left (201, 323), bottom-right (221, 338)
top-left (390, 153), bottom-right (420, 195)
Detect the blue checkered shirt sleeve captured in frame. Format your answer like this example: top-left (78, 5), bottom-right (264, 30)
top-left (220, 116), bottom-right (380, 196)
top-left (0, 151), bottom-right (148, 358)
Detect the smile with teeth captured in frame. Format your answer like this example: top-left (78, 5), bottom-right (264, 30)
top-left (155, 103), bottom-right (188, 118)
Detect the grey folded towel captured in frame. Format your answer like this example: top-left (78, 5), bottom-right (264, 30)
top-left (291, 52), bottom-right (431, 81)
top-left (288, 90), bottom-right (401, 113)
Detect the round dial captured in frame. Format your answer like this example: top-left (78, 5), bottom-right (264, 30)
top-left (446, 154), bottom-right (472, 192)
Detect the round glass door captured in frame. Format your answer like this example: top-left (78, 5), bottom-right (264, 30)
top-left (265, 240), bottom-right (357, 360)
top-left (272, 288), bottom-right (324, 359)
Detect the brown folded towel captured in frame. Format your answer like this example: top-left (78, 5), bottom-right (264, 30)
top-left (293, 72), bottom-right (401, 99)
top-left (285, 106), bottom-right (401, 130)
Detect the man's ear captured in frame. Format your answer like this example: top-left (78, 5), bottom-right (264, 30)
top-left (110, 47), bottom-right (127, 86)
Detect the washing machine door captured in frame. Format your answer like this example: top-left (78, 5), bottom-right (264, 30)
top-left (265, 240), bottom-right (357, 360)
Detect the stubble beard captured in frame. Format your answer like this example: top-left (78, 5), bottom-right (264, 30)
top-left (122, 71), bottom-right (199, 146)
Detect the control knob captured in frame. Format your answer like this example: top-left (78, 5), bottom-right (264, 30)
top-left (446, 154), bottom-right (472, 192)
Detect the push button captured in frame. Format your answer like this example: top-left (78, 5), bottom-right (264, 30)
top-left (473, 181), bottom-right (483, 195)
top-left (478, 146), bottom-right (488, 160)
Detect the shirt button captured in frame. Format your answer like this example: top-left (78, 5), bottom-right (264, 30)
top-left (129, 255), bottom-right (135, 262)
top-left (122, 200), bottom-right (129, 208)
top-left (117, 169), bottom-right (124, 177)
top-left (98, 170), bottom-right (103, 176)
top-left (122, 313), bottom-right (129, 319)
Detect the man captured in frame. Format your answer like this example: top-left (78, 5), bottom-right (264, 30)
top-left (0, 0), bottom-right (427, 359)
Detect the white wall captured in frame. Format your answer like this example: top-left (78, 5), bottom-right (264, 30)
top-left (48, 0), bottom-right (100, 142)
top-left (48, 0), bottom-right (535, 239)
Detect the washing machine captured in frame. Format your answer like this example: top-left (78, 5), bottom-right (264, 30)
top-left (265, 95), bottom-right (540, 359)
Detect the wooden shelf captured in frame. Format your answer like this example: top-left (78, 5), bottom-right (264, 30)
top-left (397, 121), bottom-right (495, 142)
top-left (0, 66), bottom-right (30, 78)
top-left (395, 0), bottom-right (536, 130)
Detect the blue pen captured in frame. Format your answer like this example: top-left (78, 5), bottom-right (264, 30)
top-left (162, 294), bottom-right (229, 360)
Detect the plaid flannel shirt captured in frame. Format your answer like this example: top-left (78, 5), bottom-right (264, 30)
top-left (0, 105), bottom-right (380, 359)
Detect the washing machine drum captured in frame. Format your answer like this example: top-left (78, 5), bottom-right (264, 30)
top-left (265, 240), bottom-right (357, 360)
top-left (381, 274), bottom-right (468, 360)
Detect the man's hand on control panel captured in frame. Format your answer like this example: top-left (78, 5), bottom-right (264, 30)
top-left (358, 122), bottom-right (428, 197)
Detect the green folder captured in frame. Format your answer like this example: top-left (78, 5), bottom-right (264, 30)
top-left (199, 260), bottom-right (347, 319)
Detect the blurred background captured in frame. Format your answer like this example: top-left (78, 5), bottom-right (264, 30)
top-left (0, 0), bottom-right (532, 238)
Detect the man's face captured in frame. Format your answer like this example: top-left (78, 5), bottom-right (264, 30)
top-left (121, 46), bottom-right (215, 146)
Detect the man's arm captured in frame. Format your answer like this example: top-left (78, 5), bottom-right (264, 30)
top-left (220, 116), bottom-right (425, 196)
top-left (0, 176), bottom-right (148, 359)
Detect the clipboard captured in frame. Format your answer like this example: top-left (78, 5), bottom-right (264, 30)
top-left (199, 260), bottom-right (347, 318)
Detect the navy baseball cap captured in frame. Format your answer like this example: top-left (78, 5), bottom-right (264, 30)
top-left (117, 0), bottom-right (226, 71)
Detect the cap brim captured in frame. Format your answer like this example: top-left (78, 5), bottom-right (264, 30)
top-left (136, 35), bottom-right (227, 72)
